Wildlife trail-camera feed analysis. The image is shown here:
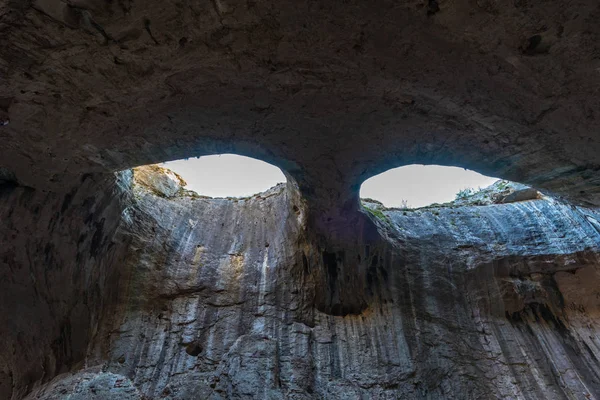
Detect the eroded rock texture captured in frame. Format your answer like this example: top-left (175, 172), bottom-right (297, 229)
top-left (0, 174), bottom-right (132, 399)
top-left (2, 2), bottom-right (600, 396)
top-left (1, 0), bottom-right (600, 217)
top-left (3, 168), bottom-right (597, 399)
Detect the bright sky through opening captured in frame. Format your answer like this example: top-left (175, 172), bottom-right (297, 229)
top-left (161, 154), bottom-right (286, 198)
top-left (162, 156), bottom-right (498, 207)
top-left (360, 165), bottom-right (498, 208)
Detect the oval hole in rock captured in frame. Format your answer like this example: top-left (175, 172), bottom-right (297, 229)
top-left (360, 164), bottom-right (498, 209)
top-left (161, 154), bottom-right (287, 198)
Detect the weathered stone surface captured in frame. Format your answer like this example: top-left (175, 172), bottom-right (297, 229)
top-left (1, 0), bottom-right (600, 396)
top-left (0, 0), bottom-right (599, 224)
top-left (132, 165), bottom-right (186, 198)
top-left (3, 167), bottom-right (595, 399)
top-left (497, 187), bottom-right (541, 204)
top-left (27, 369), bottom-right (142, 400)
top-left (0, 173), bottom-right (132, 400)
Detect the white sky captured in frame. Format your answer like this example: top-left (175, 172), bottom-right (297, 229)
top-left (360, 164), bottom-right (498, 208)
top-left (161, 154), bottom-right (286, 198)
top-left (161, 156), bottom-right (498, 207)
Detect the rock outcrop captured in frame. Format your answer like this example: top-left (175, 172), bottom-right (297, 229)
top-left (3, 167), bottom-right (598, 399)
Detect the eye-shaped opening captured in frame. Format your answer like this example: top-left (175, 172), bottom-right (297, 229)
top-left (159, 154), bottom-right (287, 198)
top-left (360, 164), bottom-right (498, 208)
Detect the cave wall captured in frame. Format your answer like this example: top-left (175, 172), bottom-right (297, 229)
top-left (2, 0), bottom-right (600, 397)
top-left (389, 198), bottom-right (600, 398)
top-left (0, 173), bottom-right (132, 399)
top-left (18, 169), bottom-right (600, 399)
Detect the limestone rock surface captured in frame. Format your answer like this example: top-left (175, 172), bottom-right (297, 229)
top-left (132, 165), bottom-right (186, 198)
top-left (2, 1), bottom-right (600, 397)
top-left (0, 168), bottom-right (596, 399)
top-left (1, 0), bottom-right (600, 221)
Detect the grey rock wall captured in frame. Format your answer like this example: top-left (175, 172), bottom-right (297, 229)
top-left (6, 168), bottom-right (600, 399)
top-left (0, 173), bottom-right (132, 400)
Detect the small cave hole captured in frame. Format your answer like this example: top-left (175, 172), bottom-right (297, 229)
top-left (184, 342), bottom-right (203, 357)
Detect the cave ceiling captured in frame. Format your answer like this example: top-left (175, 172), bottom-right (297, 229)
top-left (1, 0), bottom-right (599, 211)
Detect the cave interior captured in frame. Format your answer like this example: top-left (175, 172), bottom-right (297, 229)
top-left (1, 0), bottom-right (600, 398)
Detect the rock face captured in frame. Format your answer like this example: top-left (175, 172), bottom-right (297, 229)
top-left (1, 0), bottom-right (600, 219)
top-left (2, 168), bottom-right (598, 399)
top-left (0, 173), bottom-right (132, 399)
top-left (132, 165), bottom-right (187, 198)
top-left (2, 1), bottom-right (600, 397)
